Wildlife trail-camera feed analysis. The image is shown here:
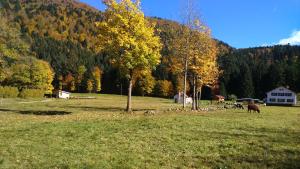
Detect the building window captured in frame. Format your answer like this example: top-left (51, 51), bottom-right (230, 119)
top-left (287, 99), bottom-right (294, 103)
top-left (271, 93), bottom-right (277, 96)
top-left (277, 99), bottom-right (285, 102)
top-left (269, 98), bottom-right (276, 102)
top-left (285, 93), bottom-right (292, 96)
top-left (278, 93), bottom-right (285, 96)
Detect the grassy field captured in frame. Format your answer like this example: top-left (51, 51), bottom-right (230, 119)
top-left (0, 94), bottom-right (299, 169)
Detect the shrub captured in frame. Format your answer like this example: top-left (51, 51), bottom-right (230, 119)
top-left (153, 80), bottom-right (174, 98)
top-left (19, 89), bottom-right (45, 98)
top-left (297, 93), bottom-right (300, 101)
top-left (0, 86), bottom-right (19, 98)
top-left (228, 94), bottom-right (237, 101)
top-left (134, 72), bottom-right (155, 96)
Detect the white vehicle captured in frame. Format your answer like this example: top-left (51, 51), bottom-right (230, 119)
top-left (54, 90), bottom-right (71, 99)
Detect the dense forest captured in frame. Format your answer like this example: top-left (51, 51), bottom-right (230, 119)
top-left (0, 0), bottom-right (299, 99)
top-left (219, 45), bottom-right (300, 99)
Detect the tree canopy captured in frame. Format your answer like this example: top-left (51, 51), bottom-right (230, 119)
top-left (96, 0), bottom-right (162, 112)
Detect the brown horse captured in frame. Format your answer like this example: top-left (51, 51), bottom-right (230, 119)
top-left (248, 104), bottom-right (260, 113)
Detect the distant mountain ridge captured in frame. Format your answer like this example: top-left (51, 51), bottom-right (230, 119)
top-left (17, 0), bottom-right (98, 11)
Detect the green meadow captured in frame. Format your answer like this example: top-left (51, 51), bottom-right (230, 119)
top-left (0, 94), bottom-right (299, 169)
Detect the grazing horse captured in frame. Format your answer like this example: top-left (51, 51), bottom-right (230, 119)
top-left (248, 104), bottom-right (260, 113)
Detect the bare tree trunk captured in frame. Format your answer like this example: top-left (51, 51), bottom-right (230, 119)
top-left (195, 92), bottom-right (198, 110)
top-left (126, 79), bottom-right (133, 113)
top-left (192, 75), bottom-right (196, 110)
top-left (183, 58), bottom-right (188, 109)
top-left (195, 78), bottom-right (199, 110)
top-left (197, 85), bottom-right (202, 110)
top-left (196, 91), bottom-right (199, 110)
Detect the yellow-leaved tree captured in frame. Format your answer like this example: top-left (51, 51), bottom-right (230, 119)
top-left (170, 19), bottom-right (219, 110)
top-left (188, 22), bottom-right (219, 110)
top-left (92, 66), bottom-right (103, 93)
top-left (30, 59), bottom-right (55, 94)
top-left (96, 0), bottom-right (162, 112)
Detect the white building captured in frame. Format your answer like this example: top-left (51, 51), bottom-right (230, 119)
top-left (266, 87), bottom-right (297, 106)
top-left (54, 90), bottom-right (71, 99)
top-left (174, 92), bottom-right (193, 104)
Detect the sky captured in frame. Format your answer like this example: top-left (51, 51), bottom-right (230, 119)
top-left (79, 0), bottom-right (300, 48)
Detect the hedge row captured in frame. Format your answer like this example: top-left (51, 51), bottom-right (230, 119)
top-left (0, 86), bottom-right (19, 98)
top-left (0, 86), bottom-right (45, 98)
top-left (19, 89), bottom-right (45, 98)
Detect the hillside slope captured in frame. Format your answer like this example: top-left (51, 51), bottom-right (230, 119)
top-left (0, 0), bottom-right (299, 98)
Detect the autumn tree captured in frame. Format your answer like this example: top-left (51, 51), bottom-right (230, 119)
top-left (64, 73), bottom-right (76, 92)
top-left (9, 58), bottom-right (54, 93)
top-left (154, 80), bottom-right (174, 98)
top-left (168, 0), bottom-right (202, 108)
top-left (0, 54), bottom-right (11, 84)
top-left (171, 0), bottom-right (219, 110)
top-left (30, 59), bottom-right (55, 94)
top-left (189, 25), bottom-right (219, 110)
top-left (0, 13), bottom-right (30, 58)
top-left (58, 75), bottom-right (63, 90)
top-left (76, 65), bottom-right (87, 92)
top-left (134, 70), bottom-right (155, 96)
top-left (0, 58), bottom-right (6, 83)
top-left (87, 79), bottom-right (93, 93)
top-left (96, 0), bottom-right (162, 112)
top-left (10, 63), bottom-right (31, 89)
top-left (180, 0), bottom-right (198, 109)
top-left (0, 13), bottom-right (29, 84)
top-left (92, 66), bottom-right (102, 93)
top-left (172, 25), bottom-right (218, 110)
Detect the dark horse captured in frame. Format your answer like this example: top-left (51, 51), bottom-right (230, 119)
top-left (248, 104), bottom-right (260, 113)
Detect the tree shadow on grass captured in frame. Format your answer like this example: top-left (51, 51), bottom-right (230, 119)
top-left (64, 106), bottom-right (124, 112)
top-left (64, 106), bottom-right (156, 112)
top-left (18, 110), bottom-right (72, 116)
top-left (0, 109), bottom-right (15, 112)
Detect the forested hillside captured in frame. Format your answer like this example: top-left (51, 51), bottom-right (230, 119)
top-left (0, 0), bottom-right (107, 93)
top-left (0, 0), bottom-right (299, 99)
top-left (0, 10), bottom-right (54, 95)
top-left (219, 45), bottom-right (300, 98)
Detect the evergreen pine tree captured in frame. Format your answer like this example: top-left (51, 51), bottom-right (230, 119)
top-left (219, 82), bottom-right (227, 98)
top-left (240, 64), bottom-right (254, 98)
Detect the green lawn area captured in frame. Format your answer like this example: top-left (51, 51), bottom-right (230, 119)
top-left (0, 94), bottom-right (299, 169)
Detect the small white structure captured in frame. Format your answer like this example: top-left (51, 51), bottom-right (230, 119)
top-left (174, 92), bottom-right (193, 104)
top-left (266, 87), bottom-right (297, 106)
top-left (55, 90), bottom-right (71, 99)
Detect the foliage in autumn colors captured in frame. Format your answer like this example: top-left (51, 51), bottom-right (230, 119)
top-left (1, 0), bottom-right (299, 100)
top-left (92, 66), bottom-right (103, 93)
top-left (0, 13), bottom-right (54, 94)
top-left (96, 0), bottom-right (162, 112)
